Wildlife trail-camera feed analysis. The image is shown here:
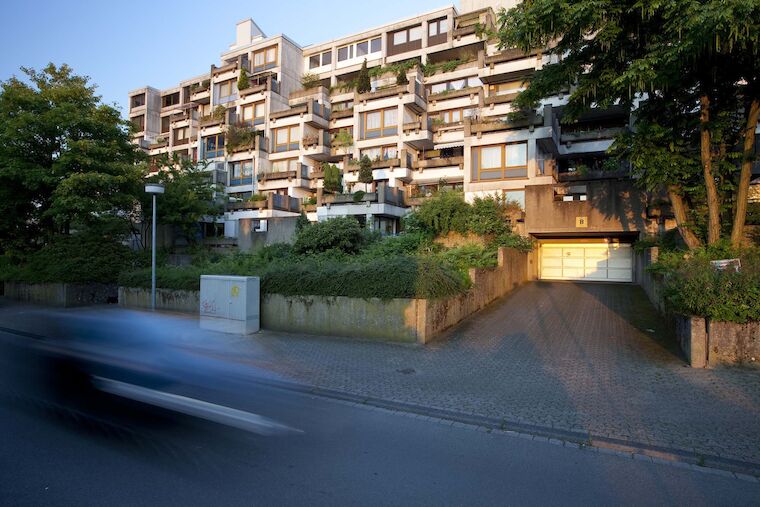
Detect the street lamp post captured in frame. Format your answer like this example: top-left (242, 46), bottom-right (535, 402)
top-left (145, 183), bottom-right (165, 310)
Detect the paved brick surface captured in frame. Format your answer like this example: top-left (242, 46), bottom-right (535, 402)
top-left (207, 282), bottom-right (760, 465)
top-left (3, 282), bottom-right (760, 465)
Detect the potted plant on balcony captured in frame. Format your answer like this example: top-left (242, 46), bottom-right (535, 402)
top-left (323, 163), bottom-right (343, 194)
top-left (357, 59), bottom-right (371, 94)
top-left (358, 155), bottom-right (373, 191)
top-left (237, 68), bottom-right (250, 91)
top-left (301, 73), bottom-right (320, 90)
top-left (332, 130), bottom-right (353, 154)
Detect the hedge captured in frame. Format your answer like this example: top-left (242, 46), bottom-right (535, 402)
top-left (118, 255), bottom-right (468, 300)
top-left (656, 247), bottom-right (760, 323)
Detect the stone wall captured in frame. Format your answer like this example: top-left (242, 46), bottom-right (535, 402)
top-left (118, 248), bottom-right (534, 343)
top-left (4, 282), bottom-right (117, 307)
top-left (118, 287), bottom-right (200, 313)
top-left (637, 247), bottom-right (759, 368)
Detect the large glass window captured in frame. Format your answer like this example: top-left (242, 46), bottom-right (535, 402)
top-left (273, 125), bottom-right (300, 152)
top-left (356, 41), bottom-right (368, 57)
top-left (230, 160), bottom-right (254, 185)
top-left (337, 46), bottom-right (350, 61)
top-left (472, 143), bottom-right (528, 180)
top-left (271, 159), bottom-right (299, 173)
top-left (241, 102), bottom-right (265, 126)
top-left (393, 31), bottom-right (407, 45)
top-left (309, 54), bottom-right (320, 69)
top-left (253, 45), bottom-right (277, 72)
top-left (362, 108), bottom-right (397, 139)
top-left (370, 37), bottom-right (381, 53)
top-left (203, 134), bottom-right (225, 159)
top-left (427, 77), bottom-right (482, 95)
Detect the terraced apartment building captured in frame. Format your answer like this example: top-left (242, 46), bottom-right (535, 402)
top-left (128, 0), bottom-right (671, 283)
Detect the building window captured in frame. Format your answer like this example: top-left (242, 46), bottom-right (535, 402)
top-left (362, 108), bottom-right (397, 139)
top-left (230, 160), bottom-right (254, 186)
top-left (273, 125), bottom-right (300, 152)
top-left (216, 79), bottom-right (237, 104)
top-left (308, 50), bottom-right (332, 69)
top-left (360, 145), bottom-right (397, 162)
top-left (130, 94), bottom-right (146, 109)
top-left (271, 158), bottom-right (299, 173)
top-left (489, 81), bottom-right (525, 96)
top-left (253, 45), bottom-right (277, 72)
top-left (202, 134), bottom-right (225, 159)
top-left (337, 37), bottom-right (381, 63)
top-left (554, 185), bottom-right (587, 202)
top-left (428, 18), bottom-right (448, 37)
top-left (427, 77), bottom-right (482, 95)
top-left (173, 127), bottom-right (189, 143)
top-left (337, 45), bottom-right (351, 62)
top-left (471, 143), bottom-right (528, 180)
top-left (160, 115), bottom-right (171, 134)
top-left (161, 92), bottom-right (180, 108)
top-left (241, 102), bottom-right (265, 126)
top-left (432, 108), bottom-right (465, 124)
top-left (388, 25), bottom-right (423, 55)
top-left (132, 115), bottom-right (145, 131)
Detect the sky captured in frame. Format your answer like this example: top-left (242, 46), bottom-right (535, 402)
top-left (1, 0), bottom-right (454, 117)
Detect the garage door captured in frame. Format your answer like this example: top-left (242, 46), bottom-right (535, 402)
top-left (540, 242), bottom-right (633, 282)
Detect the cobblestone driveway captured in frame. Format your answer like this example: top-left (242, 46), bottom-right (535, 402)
top-left (223, 282), bottom-right (760, 465)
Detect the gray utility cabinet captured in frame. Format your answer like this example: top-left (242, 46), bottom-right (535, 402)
top-left (199, 275), bottom-right (260, 334)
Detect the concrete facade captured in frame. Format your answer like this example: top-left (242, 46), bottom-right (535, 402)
top-left (128, 1), bottom-right (660, 248)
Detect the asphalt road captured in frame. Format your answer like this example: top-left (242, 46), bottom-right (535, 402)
top-left (0, 328), bottom-right (759, 506)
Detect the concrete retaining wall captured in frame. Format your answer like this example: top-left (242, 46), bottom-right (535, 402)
top-left (118, 248), bottom-right (534, 343)
top-left (637, 247), bottom-right (759, 368)
top-left (118, 287), bottom-right (200, 313)
top-left (4, 282), bottom-right (117, 307)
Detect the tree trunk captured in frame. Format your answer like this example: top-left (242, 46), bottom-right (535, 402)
top-left (668, 185), bottom-right (702, 249)
top-left (700, 94), bottom-right (722, 245)
top-left (730, 98), bottom-right (760, 247)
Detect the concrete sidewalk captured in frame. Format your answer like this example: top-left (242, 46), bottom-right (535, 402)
top-left (2, 283), bottom-right (760, 472)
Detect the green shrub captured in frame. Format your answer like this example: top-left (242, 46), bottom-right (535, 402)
top-left (436, 244), bottom-right (498, 273)
top-left (492, 233), bottom-right (535, 253)
top-left (262, 255), bottom-right (467, 299)
top-left (293, 217), bottom-right (369, 255)
top-left (411, 190), bottom-right (471, 236)
top-left (301, 72), bottom-right (321, 89)
top-left (658, 246), bottom-right (760, 323)
top-left (468, 196), bottom-right (512, 237)
top-left (0, 235), bottom-right (138, 284)
top-left (237, 68), bottom-right (250, 90)
top-left (361, 232), bottom-right (434, 258)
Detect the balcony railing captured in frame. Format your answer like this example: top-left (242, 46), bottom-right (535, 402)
top-left (355, 80), bottom-right (425, 103)
top-left (321, 185), bottom-right (405, 207)
top-left (257, 164), bottom-right (310, 181)
top-left (239, 74), bottom-right (280, 97)
top-left (225, 194), bottom-right (300, 214)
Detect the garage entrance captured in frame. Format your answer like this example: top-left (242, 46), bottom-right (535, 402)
top-left (539, 240), bottom-right (633, 282)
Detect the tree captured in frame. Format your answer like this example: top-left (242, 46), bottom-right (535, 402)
top-left (356, 59), bottom-right (371, 94)
top-left (0, 64), bottom-right (144, 257)
top-left (332, 129), bottom-right (354, 154)
top-left (358, 155), bottom-right (374, 188)
top-left (134, 154), bottom-right (223, 248)
top-left (237, 68), bottom-right (250, 91)
top-left (323, 163), bottom-right (343, 193)
top-left (497, 0), bottom-right (760, 248)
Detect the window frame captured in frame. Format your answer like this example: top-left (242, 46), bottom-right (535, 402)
top-left (252, 45), bottom-right (278, 72)
top-left (273, 125), bottom-right (300, 152)
top-left (362, 108), bottom-right (398, 139)
top-left (472, 142), bottom-right (529, 181)
top-left (202, 133), bottom-right (225, 159)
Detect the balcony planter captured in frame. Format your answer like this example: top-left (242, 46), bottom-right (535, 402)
top-left (402, 121), bottom-right (422, 133)
top-left (427, 86), bottom-right (481, 103)
top-left (356, 83), bottom-right (409, 102)
top-left (413, 156), bottom-right (464, 169)
top-left (371, 157), bottom-right (401, 169)
top-left (226, 200), bottom-right (267, 211)
top-left (331, 108), bottom-right (354, 120)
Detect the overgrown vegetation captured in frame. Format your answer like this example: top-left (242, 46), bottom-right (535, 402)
top-left (117, 191), bottom-right (533, 299)
top-left (300, 73), bottom-right (321, 90)
top-left (1, 234), bottom-right (141, 284)
top-left (237, 68), bottom-right (249, 90)
top-left (356, 59), bottom-right (371, 94)
top-left (647, 244), bottom-right (760, 323)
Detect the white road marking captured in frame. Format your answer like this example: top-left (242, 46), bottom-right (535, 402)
top-left (93, 377), bottom-right (302, 436)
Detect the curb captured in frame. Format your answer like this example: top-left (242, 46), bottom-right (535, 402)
top-left (242, 374), bottom-right (760, 481)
